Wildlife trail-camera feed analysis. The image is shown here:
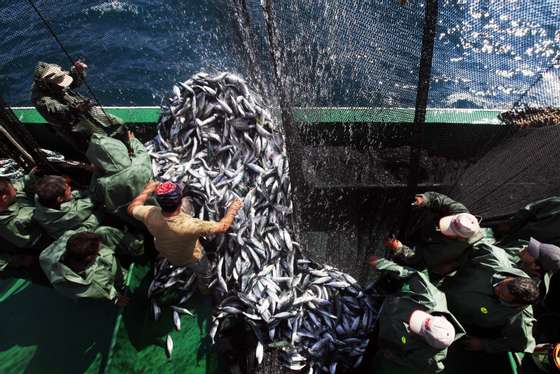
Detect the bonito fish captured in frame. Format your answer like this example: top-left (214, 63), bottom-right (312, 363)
top-left (147, 72), bottom-right (380, 372)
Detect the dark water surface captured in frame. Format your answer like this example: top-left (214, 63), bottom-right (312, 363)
top-left (1, 0), bottom-right (560, 109)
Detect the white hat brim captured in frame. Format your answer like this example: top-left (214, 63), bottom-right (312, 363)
top-left (56, 74), bottom-right (73, 88)
top-left (439, 215), bottom-right (458, 237)
top-left (409, 310), bottom-right (431, 335)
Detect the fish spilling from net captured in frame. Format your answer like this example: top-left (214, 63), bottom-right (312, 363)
top-left (0, 149), bottom-right (66, 179)
top-left (147, 71), bottom-right (379, 372)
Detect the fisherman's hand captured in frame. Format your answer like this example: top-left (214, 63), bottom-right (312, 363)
top-left (74, 60), bottom-right (88, 74)
top-left (463, 337), bottom-right (485, 351)
top-left (368, 255), bottom-right (379, 270)
top-left (411, 194), bottom-right (426, 207)
top-left (128, 131), bottom-right (136, 140)
top-left (115, 293), bottom-right (130, 307)
top-left (75, 100), bottom-right (93, 113)
top-left (228, 198), bottom-right (243, 213)
top-left (144, 180), bottom-right (160, 193)
top-left (383, 237), bottom-right (402, 252)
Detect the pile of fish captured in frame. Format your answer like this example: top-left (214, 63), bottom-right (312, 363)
top-left (0, 150), bottom-right (66, 178)
top-left (147, 71), bottom-right (379, 372)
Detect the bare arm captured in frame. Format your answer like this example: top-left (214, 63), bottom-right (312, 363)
top-left (212, 198), bottom-right (243, 233)
top-left (127, 180), bottom-right (159, 216)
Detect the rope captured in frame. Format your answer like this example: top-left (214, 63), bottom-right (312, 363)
top-left (398, 0), bottom-right (439, 237)
top-left (26, 0), bottom-right (115, 126)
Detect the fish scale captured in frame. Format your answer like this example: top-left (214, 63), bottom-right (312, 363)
top-left (145, 72), bottom-right (381, 372)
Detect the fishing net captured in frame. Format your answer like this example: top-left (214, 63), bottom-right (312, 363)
top-left (2, 0), bottom-right (560, 373)
top-left (229, 0), bottom-right (560, 255)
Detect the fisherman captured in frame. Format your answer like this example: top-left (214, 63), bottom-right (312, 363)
top-left (0, 175), bottom-right (49, 277)
top-left (507, 238), bottom-right (560, 279)
top-left (86, 130), bottom-right (153, 225)
top-left (31, 60), bottom-right (128, 152)
top-left (369, 256), bottom-right (465, 373)
top-left (39, 227), bottom-right (131, 305)
top-left (504, 237), bottom-right (560, 313)
top-left (385, 191), bottom-right (484, 276)
top-left (128, 181), bottom-right (243, 292)
top-left (33, 175), bottom-right (100, 239)
top-left (497, 196), bottom-right (560, 247)
top-left (440, 242), bottom-right (538, 353)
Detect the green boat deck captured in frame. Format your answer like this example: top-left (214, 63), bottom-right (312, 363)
top-left (0, 261), bottom-right (223, 374)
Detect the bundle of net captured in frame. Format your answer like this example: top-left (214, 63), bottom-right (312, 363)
top-left (147, 72), bottom-right (379, 373)
top-left (0, 150), bottom-right (67, 179)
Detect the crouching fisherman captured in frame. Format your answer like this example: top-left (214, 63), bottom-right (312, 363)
top-left (128, 181), bottom-right (243, 293)
top-left (385, 191), bottom-right (484, 276)
top-left (505, 237), bottom-right (560, 313)
top-left (39, 226), bottom-right (134, 305)
top-left (31, 60), bottom-right (128, 151)
top-left (33, 175), bottom-right (100, 239)
top-left (0, 174), bottom-right (50, 279)
top-left (86, 131), bottom-right (154, 225)
top-left (369, 256), bottom-right (465, 373)
top-left (441, 242), bottom-right (538, 353)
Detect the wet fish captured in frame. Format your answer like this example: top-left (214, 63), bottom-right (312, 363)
top-left (165, 335), bottom-right (173, 359)
top-left (146, 71), bottom-right (380, 372)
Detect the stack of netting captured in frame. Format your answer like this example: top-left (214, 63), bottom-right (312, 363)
top-left (146, 72), bottom-right (379, 372)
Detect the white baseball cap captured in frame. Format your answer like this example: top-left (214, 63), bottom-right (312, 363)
top-left (41, 65), bottom-right (73, 88)
top-left (409, 310), bottom-right (456, 349)
top-left (439, 213), bottom-right (480, 239)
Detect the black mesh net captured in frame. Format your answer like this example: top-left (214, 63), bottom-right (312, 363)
top-left (2, 0), bottom-right (560, 373)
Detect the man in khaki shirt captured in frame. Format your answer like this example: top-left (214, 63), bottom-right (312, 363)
top-left (128, 181), bottom-right (242, 291)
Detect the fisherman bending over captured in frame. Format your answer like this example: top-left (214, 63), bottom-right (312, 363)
top-left (31, 60), bottom-right (127, 152)
top-left (441, 242), bottom-right (538, 353)
top-left (369, 256), bottom-right (465, 373)
top-left (504, 237), bottom-right (560, 312)
top-left (385, 192), bottom-right (483, 276)
top-left (0, 174), bottom-right (49, 278)
top-left (128, 181), bottom-right (242, 292)
top-left (40, 227), bottom-right (131, 305)
top-left (33, 175), bottom-right (100, 239)
top-left (86, 131), bottom-right (153, 225)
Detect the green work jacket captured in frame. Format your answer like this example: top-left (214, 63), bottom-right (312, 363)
top-left (87, 134), bottom-right (153, 221)
top-left (502, 238), bottom-right (552, 305)
top-left (39, 228), bottom-right (126, 302)
top-left (376, 259), bottom-right (466, 373)
top-left (33, 190), bottom-right (99, 239)
top-left (394, 192), bottom-right (482, 273)
top-left (441, 242), bottom-right (536, 353)
top-left (31, 63), bottom-right (125, 140)
top-left (501, 196), bottom-right (560, 247)
top-left (0, 178), bottom-right (48, 270)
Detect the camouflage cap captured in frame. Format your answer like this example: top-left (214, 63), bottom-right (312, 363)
top-left (34, 61), bottom-right (73, 87)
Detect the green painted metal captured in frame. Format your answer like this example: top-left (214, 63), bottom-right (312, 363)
top-left (0, 278), bottom-right (118, 374)
top-left (0, 278), bottom-right (29, 302)
top-left (12, 106), bottom-right (505, 125)
top-left (291, 107), bottom-right (505, 124)
top-left (13, 107), bottom-right (161, 124)
top-left (105, 262), bottom-right (223, 374)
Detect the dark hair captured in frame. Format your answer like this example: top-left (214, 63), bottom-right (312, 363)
top-left (156, 196), bottom-right (182, 213)
top-left (63, 232), bottom-right (101, 272)
top-left (0, 177), bottom-right (12, 195)
top-left (507, 277), bottom-right (540, 305)
top-left (36, 175), bottom-right (66, 208)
